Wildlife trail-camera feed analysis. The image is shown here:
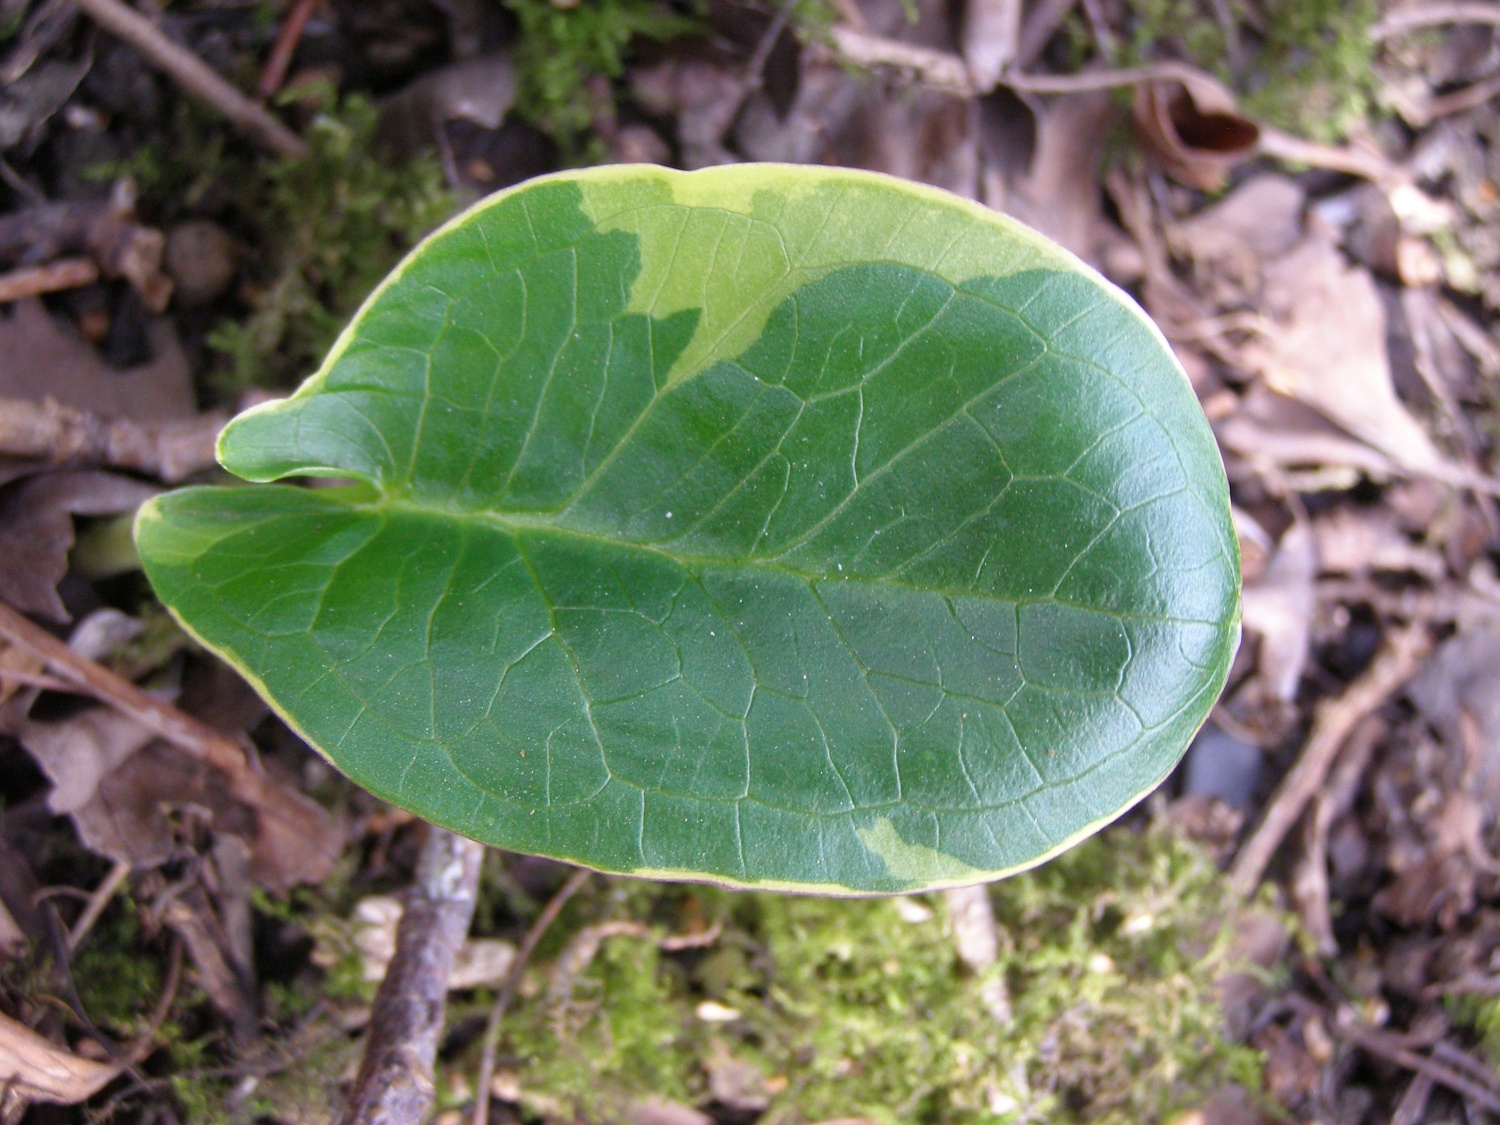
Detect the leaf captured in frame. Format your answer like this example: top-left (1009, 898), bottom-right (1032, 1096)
top-left (136, 165), bottom-right (1240, 893)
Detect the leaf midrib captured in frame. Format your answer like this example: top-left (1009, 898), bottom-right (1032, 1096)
top-left (358, 492), bottom-right (1224, 627)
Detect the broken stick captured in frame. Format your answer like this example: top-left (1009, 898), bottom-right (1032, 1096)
top-left (71, 0), bottom-right (307, 159)
top-left (338, 825), bottom-right (485, 1125)
top-left (0, 396), bottom-right (226, 482)
top-left (1230, 624), bottom-right (1430, 897)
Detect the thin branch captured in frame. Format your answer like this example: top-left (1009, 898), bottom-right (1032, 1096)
top-left (0, 396), bottom-right (226, 482)
top-left (0, 257), bottom-right (99, 303)
top-left (338, 826), bottom-right (486, 1125)
top-left (67, 859), bottom-right (131, 954)
top-left (1373, 1), bottom-right (1500, 38)
top-left (1230, 625), bottom-right (1430, 897)
top-left (70, 0), bottom-right (307, 158)
top-left (471, 867), bottom-right (591, 1125)
top-left (257, 0), bottom-right (320, 99)
top-left (1286, 994), bottom-right (1500, 1113)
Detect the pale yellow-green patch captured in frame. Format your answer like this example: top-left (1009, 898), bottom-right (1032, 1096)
top-left (578, 165), bottom-right (1069, 387)
top-left (625, 866), bottom-right (858, 896)
top-left (856, 818), bottom-right (986, 886)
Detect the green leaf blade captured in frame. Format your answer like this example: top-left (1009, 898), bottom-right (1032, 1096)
top-left (139, 165), bottom-right (1239, 893)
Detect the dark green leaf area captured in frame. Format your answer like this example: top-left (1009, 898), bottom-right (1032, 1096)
top-left (218, 181), bottom-right (701, 511)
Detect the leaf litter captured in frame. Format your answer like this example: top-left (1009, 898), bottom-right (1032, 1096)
top-left (5, 0), bottom-right (1500, 1121)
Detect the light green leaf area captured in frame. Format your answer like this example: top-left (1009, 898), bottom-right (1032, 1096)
top-left (136, 165), bottom-right (1239, 894)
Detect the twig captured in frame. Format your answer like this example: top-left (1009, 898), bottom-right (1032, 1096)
top-left (1256, 126), bottom-right (1403, 187)
top-left (1406, 68), bottom-right (1500, 125)
top-left (338, 826), bottom-right (485, 1125)
top-left (0, 258), bottom-right (99, 303)
top-left (66, 859), bottom-right (130, 954)
top-left (825, 25), bottom-right (976, 95)
top-left (1290, 716), bottom-right (1383, 956)
top-left (0, 602), bottom-right (251, 778)
top-left (1373, 1), bottom-right (1500, 38)
top-left (257, 0), bottom-right (319, 98)
top-left (70, 0), bottom-right (307, 159)
top-left (471, 867), bottom-right (591, 1125)
top-left (1230, 624), bottom-right (1430, 897)
top-left (0, 396), bottom-right (225, 482)
top-left (1286, 994), bottom-right (1500, 1113)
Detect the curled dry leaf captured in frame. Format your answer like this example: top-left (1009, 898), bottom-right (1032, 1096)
top-left (1240, 520), bottom-right (1316, 704)
top-left (0, 469), bottom-right (158, 621)
top-left (1247, 235), bottom-right (1459, 482)
top-left (1133, 71), bottom-right (1259, 190)
top-left (0, 1012), bottom-right (118, 1109)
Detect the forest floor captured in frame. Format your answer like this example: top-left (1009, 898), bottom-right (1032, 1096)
top-left (4, 1), bottom-right (1500, 1123)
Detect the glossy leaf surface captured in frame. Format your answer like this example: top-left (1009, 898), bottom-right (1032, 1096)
top-left (137, 165), bottom-right (1240, 893)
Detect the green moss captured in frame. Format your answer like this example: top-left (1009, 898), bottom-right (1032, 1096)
top-left (505, 0), bottom-right (702, 152)
top-left (488, 828), bottom-right (1266, 1124)
top-left (1448, 993), bottom-right (1500, 1064)
top-left (1121, 0), bottom-right (1380, 142)
top-left (205, 91), bottom-right (452, 396)
top-left (70, 898), bottom-right (164, 1037)
top-left (107, 91), bottom-right (450, 399)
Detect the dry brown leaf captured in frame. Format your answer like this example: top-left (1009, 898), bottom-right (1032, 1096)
top-left (1004, 91), bottom-right (1115, 262)
top-left (1312, 507), bottom-right (1445, 580)
top-left (20, 706), bottom-right (155, 816)
top-left (0, 469), bottom-right (158, 621)
top-left (1169, 174), bottom-right (1306, 305)
top-left (0, 1011), bottom-right (118, 1108)
top-left (1248, 235), bottom-right (1456, 481)
top-left (19, 702), bottom-right (339, 887)
top-left (1240, 520), bottom-right (1316, 703)
top-left (1215, 385), bottom-right (1401, 486)
top-left (0, 299), bottom-right (192, 422)
top-left (1133, 72), bottom-right (1259, 190)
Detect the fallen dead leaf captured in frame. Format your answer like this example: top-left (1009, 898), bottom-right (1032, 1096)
top-left (1247, 234), bottom-right (1456, 480)
top-left (1216, 386), bottom-right (1402, 488)
top-left (18, 698), bottom-right (340, 888)
top-left (1004, 91), bottom-right (1115, 262)
top-left (20, 705), bottom-right (155, 816)
top-left (0, 299), bottom-right (192, 424)
top-left (0, 1011), bottom-right (118, 1109)
top-left (0, 469), bottom-right (158, 621)
top-left (1133, 71), bottom-right (1259, 190)
top-left (1169, 174), bottom-right (1306, 307)
top-left (1312, 507), bottom-right (1445, 580)
top-left (1240, 520), bottom-right (1316, 704)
